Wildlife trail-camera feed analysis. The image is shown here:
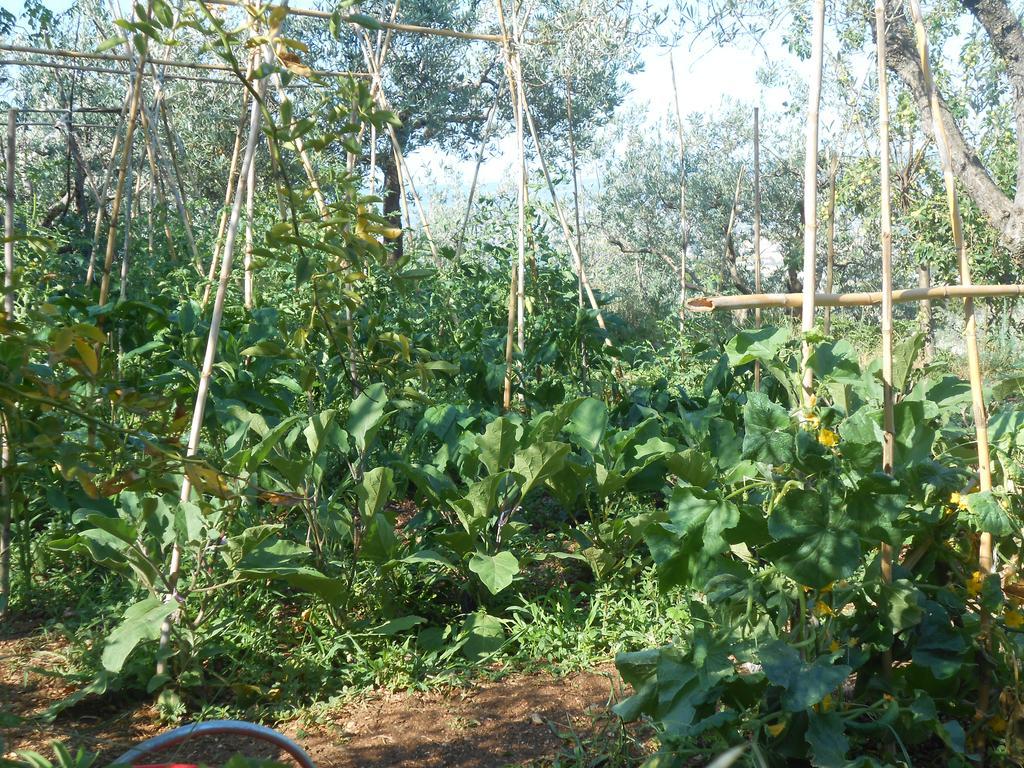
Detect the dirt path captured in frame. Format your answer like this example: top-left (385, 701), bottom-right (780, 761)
top-left (2, 629), bottom-right (634, 767)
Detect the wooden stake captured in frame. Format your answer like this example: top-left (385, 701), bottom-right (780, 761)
top-left (753, 107), bottom-right (762, 391)
top-left (203, 54), bottom-right (254, 306)
top-left (688, 283), bottom-right (1024, 311)
top-left (670, 53), bottom-right (688, 333)
top-left (0, 110), bottom-right (15, 620)
top-left (919, 263), bottom-right (933, 362)
top-left (117, 152), bottom-right (138, 302)
top-left (823, 152), bottom-right (839, 336)
top-left (908, 0), bottom-right (994, 737)
top-left (800, 0), bottom-right (826, 410)
top-left (87, 84), bottom-right (131, 287)
top-left (876, 1), bottom-right (895, 682)
top-left (243, 145), bottom-right (256, 309)
top-left (98, 51), bottom-right (146, 306)
top-left (158, 51), bottom-right (269, 675)
top-left (503, 263), bottom-right (517, 412)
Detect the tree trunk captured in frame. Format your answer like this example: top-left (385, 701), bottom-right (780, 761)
top-left (381, 151), bottom-right (404, 265)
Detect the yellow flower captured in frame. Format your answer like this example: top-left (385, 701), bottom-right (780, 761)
top-left (814, 600), bottom-right (834, 617)
top-left (829, 639), bottom-right (841, 653)
top-left (804, 413), bottom-right (821, 429)
top-left (989, 715), bottom-right (1008, 735)
top-left (815, 693), bottom-right (834, 713)
top-left (818, 428), bottom-right (839, 448)
top-left (766, 721), bottom-right (786, 737)
top-left (950, 492), bottom-right (968, 510)
top-left (807, 394), bottom-right (818, 409)
top-left (967, 571), bottom-right (985, 598)
top-left (1005, 609), bottom-right (1024, 630)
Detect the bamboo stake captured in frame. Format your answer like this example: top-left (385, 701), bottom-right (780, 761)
top-left (158, 52), bottom-right (270, 676)
top-left (203, 0), bottom-right (504, 42)
top-left (688, 283), bottom-right (1024, 311)
top-left (876, 1), bottom-right (895, 681)
top-left (753, 107), bottom-right (762, 391)
top-left (98, 49), bottom-right (147, 306)
top-left (823, 152), bottom-right (838, 336)
top-left (455, 91), bottom-right (501, 260)
top-left (203, 55), bottom-right (254, 305)
top-left (723, 168), bottom-right (743, 281)
top-left (800, 0), bottom-right (826, 410)
top-left (117, 152), bottom-right (137, 302)
top-left (503, 263), bottom-right (517, 412)
top-left (520, 96), bottom-right (612, 344)
top-left (243, 146), bottom-right (256, 309)
top-left (908, 0), bottom-right (994, 736)
top-left (919, 263), bottom-right (933, 362)
top-left (0, 56), bottom-right (249, 85)
top-left (86, 84), bottom-right (132, 287)
top-left (670, 53), bottom-right (688, 333)
top-left (0, 110), bottom-right (15, 620)
top-left (0, 43), bottom-right (358, 78)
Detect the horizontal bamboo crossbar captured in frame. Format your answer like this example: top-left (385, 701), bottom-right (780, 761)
top-left (19, 107), bottom-right (122, 114)
top-left (0, 57), bottom-right (243, 84)
top-left (687, 284), bottom-right (1024, 312)
top-left (203, 0), bottom-right (504, 42)
top-left (17, 121), bottom-right (117, 128)
top-left (0, 43), bottom-right (366, 79)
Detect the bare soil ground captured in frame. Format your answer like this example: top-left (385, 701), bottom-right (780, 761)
top-left (2, 627), bottom-right (639, 767)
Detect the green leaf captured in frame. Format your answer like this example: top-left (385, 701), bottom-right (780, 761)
top-left (725, 325), bottom-right (790, 366)
top-left (101, 598), bottom-right (177, 673)
top-left (347, 383), bottom-right (388, 455)
top-left (760, 640), bottom-right (850, 712)
top-left (667, 485), bottom-right (740, 555)
top-left (765, 489), bottom-right (860, 588)
top-left (477, 417), bottom-right (520, 475)
top-left (512, 441), bottom-right (570, 498)
top-left (356, 467), bottom-right (394, 519)
top-left (566, 397), bottom-right (608, 453)
top-left (460, 611), bottom-right (505, 661)
top-left (468, 551), bottom-right (519, 594)
top-left (345, 12), bottom-right (384, 29)
top-left (95, 35), bottom-right (126, 52)
top-left (805, 711), bottom-right (849, 768)
top-left (741, 392), bottom-right (794, 464)
top-left (963, 490), bottom-right (1014, 536)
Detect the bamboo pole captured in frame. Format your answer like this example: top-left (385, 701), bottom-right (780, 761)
top-left (503, 263), bottom-right (517, 412)
top-left (876, 1), bottom-right (895, 680)
top-left (203, 0), bottom-right (504, 42)
top-left (753, 107), bottom-right (762, 391)
top-left (242, 146), bottom-right (256, 309)
top-left (0, 56), bottom-right (250, 85)
top-left (688, 283), bottom-right (1024, 311)
top-left (908, 0), bottom-right (995, 737)
top-left (919, 263), bottom-right (933, 362)
top-left (823, 152), bottom-right (838, 336)
top-left (520, 96), bottom-right (612, 344)
top-left (0, 43), bottom-right (358, 78)
top-left (670, 53), bottom-right (688, 333)
top-left (158, 51), bottom-right (270, 676)
top-left (0, 110), bottom-right (15, 620)
top-left (454, 91), bottom-right (501, 260)
top-left (800, 0), bottom-right (826, 410)
top-left (98, 48), bottom-right (147, 306)
top-left (202, 55), bottom-right (254, 305)
top-left (87, 83), bottom-right (132, 287)
top-left (117, 152), bottom-right (137, 302)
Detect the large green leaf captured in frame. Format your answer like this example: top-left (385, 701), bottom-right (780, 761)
top-left (469, 551), bottom-right (520, 594)
top-left (512, 441), bottom-right (570, 498)
top-left (805, 711), bottom-right (849, 768)
top-left (725, 326), bottom-right (790, 367)
top-left (477, 417), bottom-right (521, 475)
top-left (101, 597), bottom-right (177, 673)
top-left (741, 392), bottom-right (794, 464)
top-left (356, 467), bottom-right (395, 519)
top-left (764, 489), bottom-right (860, 588)
top-left (566, 397), bottom-right (608, 453)
top-left (348, 383), bottom-right (388, 455)
top-left (963, 490), bottom-right (1014, 536)
top-left (760, 640), bottom-right (850, 712)
top-left (667, 485), bottom-right (739, 555)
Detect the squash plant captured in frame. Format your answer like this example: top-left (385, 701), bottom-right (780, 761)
top-left (616, 327), bottom-right (1024, 766)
